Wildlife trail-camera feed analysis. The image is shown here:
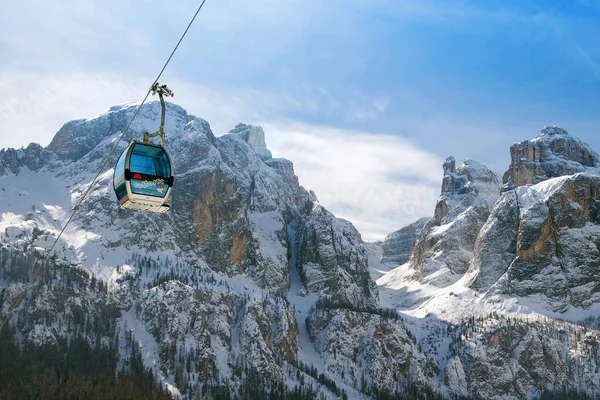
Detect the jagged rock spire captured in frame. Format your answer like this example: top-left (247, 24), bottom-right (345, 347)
top-left (229, 123), bottom-right (273, 161)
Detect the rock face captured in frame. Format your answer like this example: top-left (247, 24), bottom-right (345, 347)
top-left (410, 157), bottom-right (500, 286)
top-left (469, 173), bottom-right (600, 311)
top-left (445, 316), bottom-right (600, 399)
top-left (166, 116), bottom-right (374, 301)
top-left (468, 191), bottom-right (521, 291)
top-left (297, 204), bottom-right (378, 307)
top-left (307, 307), bottom-right (429, 395)
top-left (0, 143), bottom-right (49, 176)
top-left (172, 123), bottom-right (308, 293)
top-left (503, 125), bottom-right (599, 189)
top-left (140, 281), bottom-right (298, 383)
top-left (229, 123), bottom-right (273, 161)
top-left (381, 217), bottom-right (429, 265)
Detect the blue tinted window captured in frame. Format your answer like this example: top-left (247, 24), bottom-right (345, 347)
top-left (115, 149), bottom-right (127, 177)
top-left (130, 144), bottom-right (171, 178)
top-left (129, 143), bottom-right (171, 198)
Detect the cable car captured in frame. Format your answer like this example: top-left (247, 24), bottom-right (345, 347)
top-left (113, 141), bottom-right (174, 212)
top-left (113, 83), bottom-right (175, 213)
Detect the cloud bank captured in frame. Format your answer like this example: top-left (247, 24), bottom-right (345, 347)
top-left (265, 122), bottom-right (441, 241)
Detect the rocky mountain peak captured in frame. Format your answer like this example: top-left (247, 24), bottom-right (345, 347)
top-left (442, 155), bottom-right (456, 175)
top-left (439, 157), bottom-right (500, 216)
top-left (503, 125), bottom-right (599, 189)
top-left (409, 157), bottom-right (500, 286)
top-left (457, 159), bottom-right (498, 185)
top-left (378, 127), bottom-right (600, 399)
top-left (1, 101), bottom-right (398, 399)
top-left (537, 125), bottom-right (569, 138)
top-left (0, 142), bottom-right (50, 176)
top-left (46, 102), bottom-right (198, 162)
top-left (229, 123), bottom-right (272, 161)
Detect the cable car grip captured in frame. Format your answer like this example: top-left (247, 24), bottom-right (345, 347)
top-left (143, 82), bottom-right (174, 145)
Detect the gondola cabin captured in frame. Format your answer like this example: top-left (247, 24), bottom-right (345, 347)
top-left (113, 141), bottom-right (174, 213)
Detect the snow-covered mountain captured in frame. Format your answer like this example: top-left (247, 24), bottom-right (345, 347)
top-left (1, 105), bottom-right (599, 400)
top-left (378, 126), bottom-right (600, 399)
top-left (0, 102), bottom-right (425, 399)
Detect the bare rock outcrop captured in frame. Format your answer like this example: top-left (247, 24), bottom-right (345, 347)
top-left (229, 123), bottom-right (273, 161)
top-left (307, 307), bottom-right (429, 395)
top-left (409, 157), bottom-right (500, 286)
top-left (381, 217), bottom-right (429, 265)
top-left (503, 125), bottom-right (599, 189)
top-left (470, 173), bottom-right (600, 311)
top-left (0, 143), bottom-right (49, 175)
top-left (298, 204), bottom-right (379, 307)
top-left (447, 317), bottom-right (600, 399)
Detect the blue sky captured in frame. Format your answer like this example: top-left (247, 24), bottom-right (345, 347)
top-left (1, 0), bottom-right (600, 240)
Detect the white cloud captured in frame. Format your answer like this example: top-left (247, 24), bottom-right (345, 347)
top-left (0, 69), bottom-right (146, 148)
top-left (264, 122), bottom-right (441, 241)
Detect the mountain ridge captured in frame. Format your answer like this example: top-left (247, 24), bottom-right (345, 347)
top-left (1, 105), bottom-right (599, 399)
